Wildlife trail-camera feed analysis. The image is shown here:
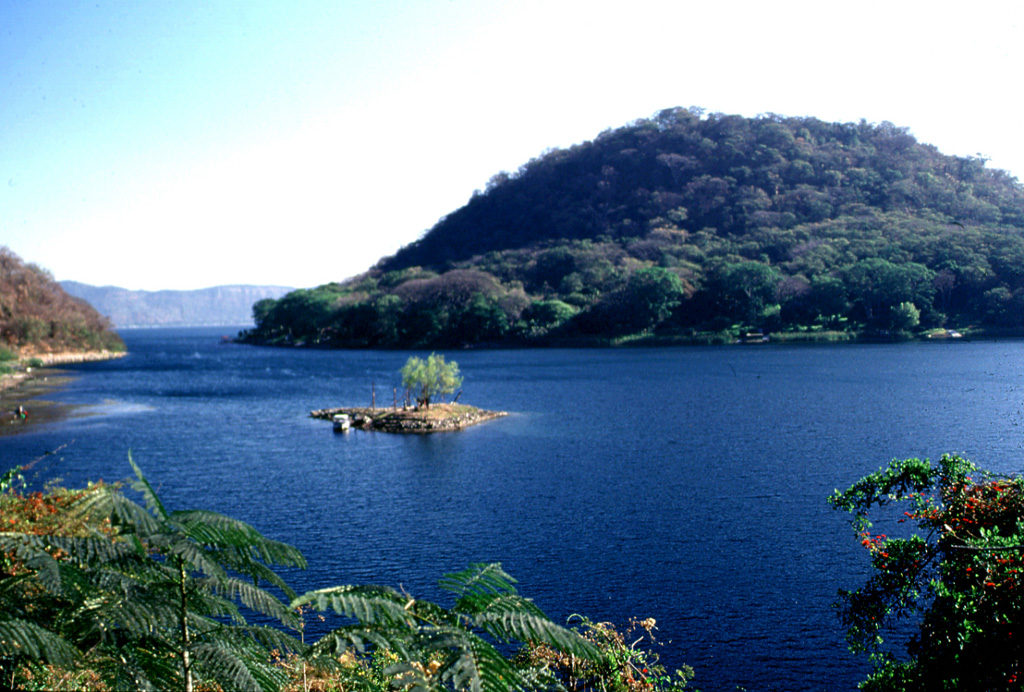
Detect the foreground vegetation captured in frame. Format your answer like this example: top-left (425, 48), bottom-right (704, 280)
top-left (242, 109), bottom-right (1024, 349)
top-left (0, 458), bottom-right (691, 692)
top-left (833, 455), bottom-right (1024, 690)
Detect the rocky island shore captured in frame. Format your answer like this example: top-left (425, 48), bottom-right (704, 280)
top-left (310, 403), bottom-right (508, 433)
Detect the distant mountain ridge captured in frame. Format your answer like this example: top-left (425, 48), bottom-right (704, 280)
top-left (60, 282), bottom-right (293, 328)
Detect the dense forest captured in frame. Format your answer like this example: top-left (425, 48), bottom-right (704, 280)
top-left (242, 108), bottom-right (1024, 348)
top-left (0, 247), bottom-right (124, 355)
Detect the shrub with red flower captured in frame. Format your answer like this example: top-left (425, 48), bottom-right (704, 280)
top-left (831, 454), bottom-right (1024, 690)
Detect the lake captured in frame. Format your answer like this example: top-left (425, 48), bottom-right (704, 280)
top-left (4, 328), bottom-right (1024, 691)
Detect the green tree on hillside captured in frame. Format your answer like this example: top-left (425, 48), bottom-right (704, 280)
top-left (0, 247), bottom-right (124, 353)
top-left (401, 353), bottom-right (463, 408)
top-left (623, 267), bottom-right (686, 330)
top-left (252, 297), bottom-right (277, 328)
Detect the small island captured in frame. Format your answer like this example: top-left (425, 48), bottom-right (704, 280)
top-left (311, 353), bottom-right (507, 433)
top-left (310, 403), bottom-right (507, 433)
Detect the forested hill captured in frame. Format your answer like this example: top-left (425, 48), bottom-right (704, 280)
top-left (0, 248), bottom-right (124, 355)
top-left (243, 108), bottom-right (1024, 348)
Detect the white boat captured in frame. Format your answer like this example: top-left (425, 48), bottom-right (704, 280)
top-left (332, 414), bottom-right (351, 432)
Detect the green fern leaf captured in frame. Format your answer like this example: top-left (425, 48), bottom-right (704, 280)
top-left (194, 636), bottom-right (290, 692)
top-left (310, 624), bottom-right (416, 657)
top-left (0, 617), bottom-right (79, 665)
top-left (69, 474), bottom-right (160, 536)
top-left (128, 453), bottom-right (170, 522)
top-left (201, 576), bottom-right (301, 629)
top-left (474, 610), bottom-right (598, 657)
top-left (439, 563), bottom-right (517, 599)
top-left (292, 584), bottom-right (412, 627)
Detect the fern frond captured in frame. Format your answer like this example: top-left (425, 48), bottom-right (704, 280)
top-left (122, 641), bottom-right (182, 691)
top-left (90, 557), bottom-right (177, 593)
top-left (156, 534), bottom-right (229, 580)
top-left (194, 636), bottom-right (290, 692)
top-left (407, 598), bottom-right (460, 628)
top-left (217, 552), bottom-right (301, 599)
top-left (310, 624), bottom-right (416, 658)
top-left (174, 510), bottom-right (265, 552)
top-left (128, 453), bottom-right (169, 522)
top-left (439, 563), bottom-right (517, 599)
top-left (184, 589), bottom-right (246, 625)
top-left (23, 534), bottom-right (142, 573)
top-left (0, 617), bottom-right (79, 666)
top-left (71, 476), bottom-right (160, 536)
top-left (420, 627), bottom-right (531, 692)
top-left (473, 609), bottom-right (599, 658)
top-left (0, 532), bottom-right (62, 592)
top-left (468, 592), bottom-right (547, 617)
top-left (172, 510), bottom-right (307, 569)
top-left (86, 644), bottom-right (165, 692)
top-left (227, 623), bottom-right (306, 656)
top-left (199, 576), bottom-right (300, 629)
top-left (292, 584), bottom-right (412, 627)
top-left (74, 589), bottom-right (182, 640)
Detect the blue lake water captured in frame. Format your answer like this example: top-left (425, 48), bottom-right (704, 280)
top-left (4, 328), bottom-right (1024, 691)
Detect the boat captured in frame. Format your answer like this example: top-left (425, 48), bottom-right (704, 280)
top-left (332, 414), bottom-right (351, 432)
top-left (740, 331), bottom-right (769, 344)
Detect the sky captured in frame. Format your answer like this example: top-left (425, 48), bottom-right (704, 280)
top-left (2, 1), bottom-right (1022, 291)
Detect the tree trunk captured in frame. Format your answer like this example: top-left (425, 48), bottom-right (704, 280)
top-left (179, 559), bottom-right (193, 692)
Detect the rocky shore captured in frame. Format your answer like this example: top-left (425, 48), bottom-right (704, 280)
top-left (310, 403), bottom-right (508, 433)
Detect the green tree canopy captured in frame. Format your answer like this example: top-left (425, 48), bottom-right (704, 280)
top-left (623, 267), bottom-right (686, 330)
top-left (400, 353), bottom-right (463, 408)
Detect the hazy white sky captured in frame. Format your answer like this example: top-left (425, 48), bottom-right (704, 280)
top-left (2, 1), bottom-right (1022, 290)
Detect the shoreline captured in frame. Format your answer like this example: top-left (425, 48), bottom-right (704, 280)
top-left (17, 350), bottom-right (128, 366)
top-left (0, 350), bottom-right (127, 434)
top-left (237, 325), bottom-right (1017, 351)
top-left (1, 349), bottom-right (127, 392)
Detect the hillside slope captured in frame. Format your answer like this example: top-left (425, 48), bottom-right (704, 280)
top-left (0, 248), bottom-right (124, 356)
top-left (242, 109), bottom-right (1024, 348)
top-left (61, 282), bottom-right (293, 328)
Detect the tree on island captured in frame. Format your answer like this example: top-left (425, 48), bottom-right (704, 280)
top-left (401, 352), bottom-right (463, 408)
